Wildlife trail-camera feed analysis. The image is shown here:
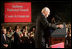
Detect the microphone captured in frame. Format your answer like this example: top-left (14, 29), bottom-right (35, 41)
top-left (55, 15), bottom-right (62, 21)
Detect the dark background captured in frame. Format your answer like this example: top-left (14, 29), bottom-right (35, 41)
top-left (0, 0), bottom-right (71, 23)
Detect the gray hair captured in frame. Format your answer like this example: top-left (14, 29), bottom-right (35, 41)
top-left (41, 7), bottom-right (50, 13)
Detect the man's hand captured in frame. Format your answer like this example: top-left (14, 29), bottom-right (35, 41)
top-left (56, 24), bottom-right (64, 28)
top-left (3, 44), bottom-right (8, 48)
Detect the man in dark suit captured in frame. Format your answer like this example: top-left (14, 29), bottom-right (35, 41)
top-left (1, 28), bottom-right (9, 48)
top-left (14, 28), bottom-right (20, 48)
top-left (35, 7), bottom-right (64, 48)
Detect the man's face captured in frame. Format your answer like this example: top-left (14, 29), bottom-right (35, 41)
top-left (33, 28), bottom-right (35, 31)
top-left (44, 11), bottom-right (50, 17)
top-left (16, 29), bottom-right (19, 33)
top-left (10, 27), bottom-right (12, 30)
top-left (3, 29), bottom-right (6, 34)
top-left (25, 26), bottom-right (28, 29)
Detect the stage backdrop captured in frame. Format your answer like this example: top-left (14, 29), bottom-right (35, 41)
top-left (4, 2), bottom-right (31, 22)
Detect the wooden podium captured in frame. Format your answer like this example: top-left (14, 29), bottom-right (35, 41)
top-left (48, 23), bottom-right (66, 48)
top-left (48, 37), bottom-right (65, 48)
top-left (49, 37), bottom-right (65, 45)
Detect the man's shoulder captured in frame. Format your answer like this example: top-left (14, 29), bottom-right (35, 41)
top-left (1, 34), bottom-right (4, 38)
top-left (36, 13), bottom-right (45, 24)
top-left (38, 14), bottom-right (45, 20)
